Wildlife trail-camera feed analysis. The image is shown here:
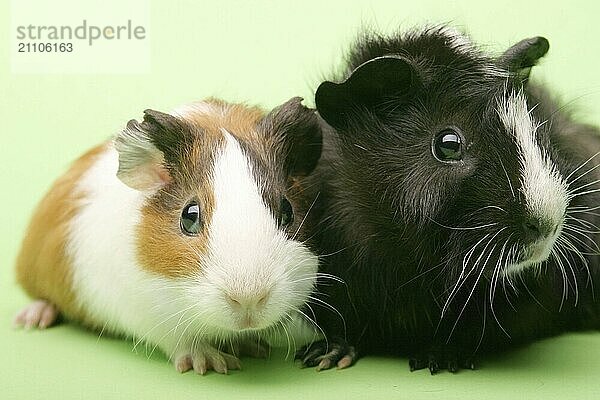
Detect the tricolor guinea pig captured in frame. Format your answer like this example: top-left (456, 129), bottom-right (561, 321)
top-left (14, 97), bottom-right (323, 375)
top-left (297, 26), bottom-right (600, 373)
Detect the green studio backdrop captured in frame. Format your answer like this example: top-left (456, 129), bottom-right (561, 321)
top-left (2, 0), bottom-right (600, 399)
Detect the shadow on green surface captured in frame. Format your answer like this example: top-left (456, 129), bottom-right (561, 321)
top-left (5, 301), bottom-right (600, 400)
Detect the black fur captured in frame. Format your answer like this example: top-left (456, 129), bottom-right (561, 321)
top-left (303, 26), bottom-right (600, 373)
top-left (140, 108), bottom-right (196, 168)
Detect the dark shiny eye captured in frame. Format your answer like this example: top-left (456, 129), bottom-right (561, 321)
top-left (432, 128), bottom-right (463, 162)
top-left (278, 198), bottom-right (294, 227)
top-left (180, 202), bottom-right (201, 236)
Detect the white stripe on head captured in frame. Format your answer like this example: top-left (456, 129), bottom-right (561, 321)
top-left (171, 101), bottom-right (227, 119)
top-left (497, 90), bottom-right (568, 226)
top-left (199, 128), bottom-right (317, 330)
top-left (209, 128), bottom-right (279, 276)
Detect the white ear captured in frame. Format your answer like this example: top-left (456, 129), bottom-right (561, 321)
top-left (114, 119), bottom-right (171, 192)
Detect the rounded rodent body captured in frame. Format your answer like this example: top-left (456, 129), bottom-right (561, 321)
top-left (15, 97), bottom-right (323, 373)
top-left (300, 26), bottom-right (600, 372)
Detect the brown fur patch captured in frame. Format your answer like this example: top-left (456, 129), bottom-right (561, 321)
top-left (15, 144), bottom-right (108, 323)
top-left (16, 98), bottom-right (322, 325)
top-left (135, 101), bottom-right (269, 278)
top-left (179, 98), bottom-right (265, 140)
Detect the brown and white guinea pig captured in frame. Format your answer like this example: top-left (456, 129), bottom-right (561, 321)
top-left (14, 97), bottom-right (324, 375)
top-left (296, 26), bottom-right (600, 373)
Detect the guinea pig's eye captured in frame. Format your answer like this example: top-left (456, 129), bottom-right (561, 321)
top-left (180, 202), bottom-right (202, 236)
top-left (278, 198), bottom-right (294, 228)
top-left (432, 128), bottom-right (463, 162)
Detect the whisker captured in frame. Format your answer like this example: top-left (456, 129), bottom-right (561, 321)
top-left (488, 234), bottom-right (512, 338)
top-left (554, 237), bottom-right (576, 308)
top-left (568, 204), bottom-right (600, 213)
top-left (568, 178), bottom-right (600, 196)
top-left (296, 306), bottom-right (328, 351)
top-left (570, 188), bottom-right (600, 199)
top-left (448, 242), bottom-right (498, 343)
top-left (306, 295), bottom-right (346, 324)
top-left (427, 217), bottom-right (498, 231)
top-left (564, 216), bottom-right (600, 232)
top-left (133, 303), bottom-right (196, 353)
top-left (561, 229), bottom-right (600, 254)
top-left (440, 233), bottom-right (491, 318)
top-left (499, 156), bottom-right (516, 199)
top-left (292, 192), bottom-right (320, 241)
top-left (564, 150), bottom-right (600, 183)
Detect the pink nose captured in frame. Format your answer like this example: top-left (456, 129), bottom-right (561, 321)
top-left (226, 292), bottom-right (269, 311)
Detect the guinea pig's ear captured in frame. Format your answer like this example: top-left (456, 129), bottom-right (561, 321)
top-left (260, 97), bottom-right (323, 177)
top-left (316, 55), bottom-right (418, 129)
top-left (498, 36), bottom-right (549, 83)
top-left (115, 109), bottom-right (190, 191)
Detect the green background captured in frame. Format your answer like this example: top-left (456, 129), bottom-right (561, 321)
top-left (2, 0), bottom-right (600, 399)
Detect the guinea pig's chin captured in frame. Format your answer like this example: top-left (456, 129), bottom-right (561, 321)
top-left (211, 313), bottom-right (281, 333)
top-left (503, 235), bottom-right (560, 276)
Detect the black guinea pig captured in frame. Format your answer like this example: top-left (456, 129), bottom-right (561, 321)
top-left (296, 26), bottom-right (600, 373)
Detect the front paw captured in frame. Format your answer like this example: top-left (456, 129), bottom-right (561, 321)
top-left (409, 345), bottom-right (475, 374)
top-left (295, 338), bottom-right (357, 371)
top-left (173, 344), bottom-right (241, 375)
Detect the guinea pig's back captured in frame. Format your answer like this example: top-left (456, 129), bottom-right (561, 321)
top-left (15, 143), bottom-right (110, 323)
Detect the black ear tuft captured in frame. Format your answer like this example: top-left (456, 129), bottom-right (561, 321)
top-left (142, 109), bottom-right (185, 135)
top-left (315, 56), bottom-right (418, 129)
top-left (115, 109), bottom-right (192, 191)
top-left (140, 109), bottom-right (190, 165)
top-left (261, 97), bottom-right (323, 177)
top-left (499, 36), bottom-right (549, 83)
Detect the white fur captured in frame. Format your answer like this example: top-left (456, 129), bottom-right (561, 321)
top-left (192, 129), bottom-right (318, 333)
top-left (436, 26), bottom-right (474, 52)
top-left (498, 91), bottom-right (568, 272)
top-left (171, 101), bottom-right (226, 119)
top-left (67, 129), bottom-right (319, 363)
top-left (68, 145), bottom-right (194, 356)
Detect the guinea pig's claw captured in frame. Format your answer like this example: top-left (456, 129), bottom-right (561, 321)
top-left (447, 358), bottom-right (459, 373)
top-left (409, 347), bottom-right (476, 374)
top-left (194, 359), bottom-right (208, 375)
top-left (336, 354), bottom-right (355, 369)
top-left (428, 355), bottom-right (440, 375)
top-left (13, 300), bottom-right (59, 330)
top-left (174, 347), bottom-right (241, 375)
top-left (316, 358), bottom-right (332, 371)
top-left (204, 355), bottom-right (226, 375)
top-left (175, 355), bottom-right (193, 373)
top-left (295, 338), bottom-right (357, 371)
